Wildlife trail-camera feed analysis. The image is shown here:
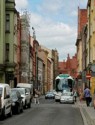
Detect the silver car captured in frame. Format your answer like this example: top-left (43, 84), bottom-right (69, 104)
top-left (15, 88), bottom-right (31, 109)
top-left (60, 92), bottom-right (74, 104)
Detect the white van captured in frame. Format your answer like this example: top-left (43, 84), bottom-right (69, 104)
top-left (17, 83), bottom-right (33, 101)
top-left (0, 83), bottom-right (12, 118)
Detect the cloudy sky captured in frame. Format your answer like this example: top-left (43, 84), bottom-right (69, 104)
top-left (15, 0), bottom-right (88, 61)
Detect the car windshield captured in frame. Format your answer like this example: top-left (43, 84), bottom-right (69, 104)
top-left (18, 89), bottom-right (25, 95)
top-left (0, 87), bottom-right (3, 96)
top-left (11, 91), bottom-right (17, 99)
top-left (47, 92), bottom-right (53, 94)
top-left (62, 92), bottom-right (72, 96)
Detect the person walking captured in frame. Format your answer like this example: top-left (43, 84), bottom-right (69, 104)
top-left (34, 89), bottom-right (40, 104)
top-left (74, 90), bottom-right (77, 102)
top-left (84, 86), bottom-right (91, 107)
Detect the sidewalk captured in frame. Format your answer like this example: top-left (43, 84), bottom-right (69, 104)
top-left (76, 99), bottom-right (95, 125)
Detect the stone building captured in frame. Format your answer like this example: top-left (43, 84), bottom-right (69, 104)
top-left (20, 12), bottom-right (30, 83)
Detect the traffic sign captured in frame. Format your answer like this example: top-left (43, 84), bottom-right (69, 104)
top-left (86, 74), bottom-right (91, 79)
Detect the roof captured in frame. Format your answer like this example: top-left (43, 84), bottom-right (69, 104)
top-left (0, 83), bottom-right (9, 87)
top-left (55, 74), bottom-right (73, 80)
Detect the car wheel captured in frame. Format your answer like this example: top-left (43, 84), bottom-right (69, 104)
top-left (17, 106), bottom-right (20, 114)
top-left (28, 101), bottom-right (31, 108)
top-left (8, 107), bottom-right (12, 117)
top-left (24, 101), bottom-right (27, 109)
top-left (55, 99), bottom-right (58, 102)
top-left (60, 101), bottom-right (62, 104)
top-left (72, 101), bottom-right (75, 104)
top-left (21, 103), bottom-right (23, 113)
top-left (1, 107), bottom-right (6, 119)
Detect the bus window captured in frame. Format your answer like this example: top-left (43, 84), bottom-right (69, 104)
top-left (68, 79), bottom-right (73, 91)
top-left (56, 79), bottom-right (60, 91)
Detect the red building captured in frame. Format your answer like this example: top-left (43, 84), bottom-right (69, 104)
top-left (58, 54), bottom-right (78, 79)
top-left (77, 7), bottom-right (87, 36)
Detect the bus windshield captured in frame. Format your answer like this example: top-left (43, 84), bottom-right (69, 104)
top-left (55, 74), bottom-right (74, 92)
top-left (56, 79), bottom-right (69, 91)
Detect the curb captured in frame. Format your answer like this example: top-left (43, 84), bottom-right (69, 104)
top-left (79, 105), bottom-right (88, 125)
top-left (82, 107), bottom-right (95, 125)
top-left (76, 101), bottom-right (95, 125)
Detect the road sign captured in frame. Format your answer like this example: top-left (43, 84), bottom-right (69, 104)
top-left (86, 74), bottom-right (91, 79)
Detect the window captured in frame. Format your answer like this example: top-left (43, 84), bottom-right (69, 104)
top-left (0, 87), bottom-right (3, 96)
top-left (6, 43), bottom-right (9, 51)
top-left (6, 14), bottom-right (10, 32)
top-left (5, 43), bottom-right (9, 61)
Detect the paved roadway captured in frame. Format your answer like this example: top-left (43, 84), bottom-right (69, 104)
top-left (0, 96), bottom-right (84, 125)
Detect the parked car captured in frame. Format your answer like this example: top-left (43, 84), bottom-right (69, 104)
top-left (0, 83), bottom-right (12, 119)
top-left (10, 89), bottom-right (23, 114)
top-left (55, 92), bottom-right (62, 102)
top-left (49, 90), bottom-right (57, 95)
top-left (45, 92), bottom-right (55, 99)
top-left (17, 83), bottom-right (33, 102)
top-left (0, 93), bottom-right (1, 116)
top-left (60, 91), bottom-right (74, 104)
top-left (15, 88), bottom-right (31, 109)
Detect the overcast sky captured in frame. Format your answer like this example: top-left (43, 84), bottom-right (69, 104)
top-left (15, 0), bottom-right (88, 61)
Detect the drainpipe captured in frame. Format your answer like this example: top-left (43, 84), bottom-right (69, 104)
top-left (88, 0), bottom-right (91, 89)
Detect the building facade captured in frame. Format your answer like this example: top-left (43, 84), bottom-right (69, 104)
top-left (75, 7), bottom-right (87, 91)
top-left (20, 12), bottom-right (30, 83)
top-left (0, 0), bottom-right (18, 87)
top-left (58, 54), bottom-right (77, 79)
top-left (87, 0), bottom-right (95, 94)
top-left (0, 0), bottom-right (5, 82)
top-left (52, 49), bottom-right (59, 88)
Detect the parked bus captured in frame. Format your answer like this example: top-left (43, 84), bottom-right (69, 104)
top-left (55, 74), bottom-right (74, 101)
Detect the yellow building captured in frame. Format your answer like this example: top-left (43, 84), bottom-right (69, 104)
top-left (76, 38), bottom-right (82, 73)
top-left (40, 45), bottom-right (53, 92)
top-left (76, 7), bottom-right (87, 91)
top-left (87, 0), bottom-right (95, 94)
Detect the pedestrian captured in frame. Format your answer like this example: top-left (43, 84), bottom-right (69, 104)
top-left (79, 89), bottom-right (83, 102)
top-left (84, 85), bottom-right (91, 107)
top-left (34, 89), bottom-right (40, 104)
top-left (74, 90), bottom-right (77, 102)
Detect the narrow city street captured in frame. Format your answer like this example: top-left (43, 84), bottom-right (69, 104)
top-left (0, 96), bottom-right (84, 125)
